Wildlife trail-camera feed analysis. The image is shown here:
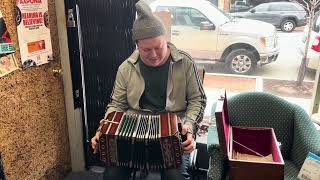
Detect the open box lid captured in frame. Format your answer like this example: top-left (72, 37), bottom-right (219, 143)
top-left (215, 90), bottom-right (230, 158)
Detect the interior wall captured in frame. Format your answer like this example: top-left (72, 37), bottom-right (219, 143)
top-left (0, 0), bottom-right (71, 179)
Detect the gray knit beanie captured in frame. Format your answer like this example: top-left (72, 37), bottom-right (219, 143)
top-left (132, 0), bottom-right (166, 41)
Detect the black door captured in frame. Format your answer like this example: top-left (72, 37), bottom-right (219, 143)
top-left (64, 0), bottom-right (137, 167)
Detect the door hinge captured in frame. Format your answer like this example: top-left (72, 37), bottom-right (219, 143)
top-left (67, 8), bottom-right (76, 27)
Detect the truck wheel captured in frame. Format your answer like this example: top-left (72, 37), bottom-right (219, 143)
top-left (281, 19), bottom-right (295, 32)
top-left (225, 49), bottom-right (257, 75)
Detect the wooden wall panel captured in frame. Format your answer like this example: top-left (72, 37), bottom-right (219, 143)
top-left (0, 0), bottom-right (71, 179)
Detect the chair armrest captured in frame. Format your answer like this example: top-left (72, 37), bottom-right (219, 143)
top-left (207, 125), bottom-right (220, 155)
top-left (291, 106), bottom-right (320, 168)
top-left (207, 125), bottom-right (227, 180)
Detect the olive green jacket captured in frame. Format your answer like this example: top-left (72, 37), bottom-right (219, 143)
top-left (99, 43), bottom-right (206, 132)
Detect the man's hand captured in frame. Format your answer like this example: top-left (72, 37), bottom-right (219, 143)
top-left (91, 131), bottom-right (102, 154)
top-left (181, 124), bottom-right (196, 154)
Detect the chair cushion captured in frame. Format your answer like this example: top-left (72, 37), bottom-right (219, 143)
top-left (291, 105), bottom-right (320, 168)
top-left (284, 160), bottom-right (299, 180)
top-left (207, 155), bottom-right (226, 180)
top-left (227, 92), bottom-right (294, 159)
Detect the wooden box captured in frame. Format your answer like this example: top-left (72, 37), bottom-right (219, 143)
top-left (215, 92), bottom-right (284, 180)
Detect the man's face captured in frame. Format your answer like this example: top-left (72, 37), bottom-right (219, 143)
top-left (137, 35), bottom-right (168, 67)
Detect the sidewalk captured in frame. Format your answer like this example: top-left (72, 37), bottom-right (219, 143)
top-left (202, 73), bottom-right (314, 123)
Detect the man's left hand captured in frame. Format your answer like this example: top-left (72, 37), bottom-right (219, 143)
top-left (181, 124), bottom-right (196, 154)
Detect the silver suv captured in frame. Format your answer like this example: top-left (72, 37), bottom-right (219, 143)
top-left (231, 2), bottom-right (307, 32)
top-left (230, 1), bottom-right (251, 13)
top-left (150, 0), bottom-right (279, 74)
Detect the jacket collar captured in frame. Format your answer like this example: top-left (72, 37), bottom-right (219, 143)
top-left (127, 42), bottom-right (184, 65)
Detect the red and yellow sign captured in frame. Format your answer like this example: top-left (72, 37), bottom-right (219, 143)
top-left (16, 0), bottom-right (52, 69)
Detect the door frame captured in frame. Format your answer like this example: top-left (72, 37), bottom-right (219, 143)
top-left (55, 0), bottom-right (85, 171)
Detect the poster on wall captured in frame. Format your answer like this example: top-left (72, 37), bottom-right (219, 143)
top-left (0, 10), bottom-right (18, 78)
top-left (0, 54), bottom-right (18, 77)
top-left (0, 11), bottom-right (15, 54)
top-left (16, 0), bottom-right (53, 69)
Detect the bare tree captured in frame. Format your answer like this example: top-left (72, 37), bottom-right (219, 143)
top-left (292, 0), bottom-right (320, 85)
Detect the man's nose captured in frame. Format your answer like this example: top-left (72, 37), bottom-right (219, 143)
top-left (150, 49), bottom-right (157, 57)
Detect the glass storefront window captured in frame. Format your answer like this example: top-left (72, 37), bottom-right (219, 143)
top-left (148, 0), bottom-right (318, 124)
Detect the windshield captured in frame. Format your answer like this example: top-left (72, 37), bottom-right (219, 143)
top-left (199, 1), bottom-right (231, 25)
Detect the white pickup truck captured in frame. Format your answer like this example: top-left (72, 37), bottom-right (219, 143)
top-left (149, 0), bottom-right (279, 74)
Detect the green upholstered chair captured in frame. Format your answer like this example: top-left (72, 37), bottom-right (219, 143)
top-left (207, 92), bottom-right (320, 180)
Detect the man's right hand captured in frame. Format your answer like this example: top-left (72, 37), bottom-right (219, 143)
top-left (91, 131), bottom-right (102, 154)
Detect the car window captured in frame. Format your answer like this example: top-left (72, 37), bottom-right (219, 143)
top-left (200, 2), bottom-right (231, 25)
top-left (174, 7), bottom-right (211, 27)
top-left (253, 3), bottom-right (269, 12)
top-left (155, 6), bottom-right (213, 27)
top-left (294, 4), bottom-right (305, 11)
top-left (235, 1), bottom-right (246, 6)
top-left (188, 8), bottom-right (211, 27)
top-left (268, 4), bottom-right (282, 11)
top-left (155, 6), bottom-right (177, 24)
top-left (269, 4), bottom-right (297, 11)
